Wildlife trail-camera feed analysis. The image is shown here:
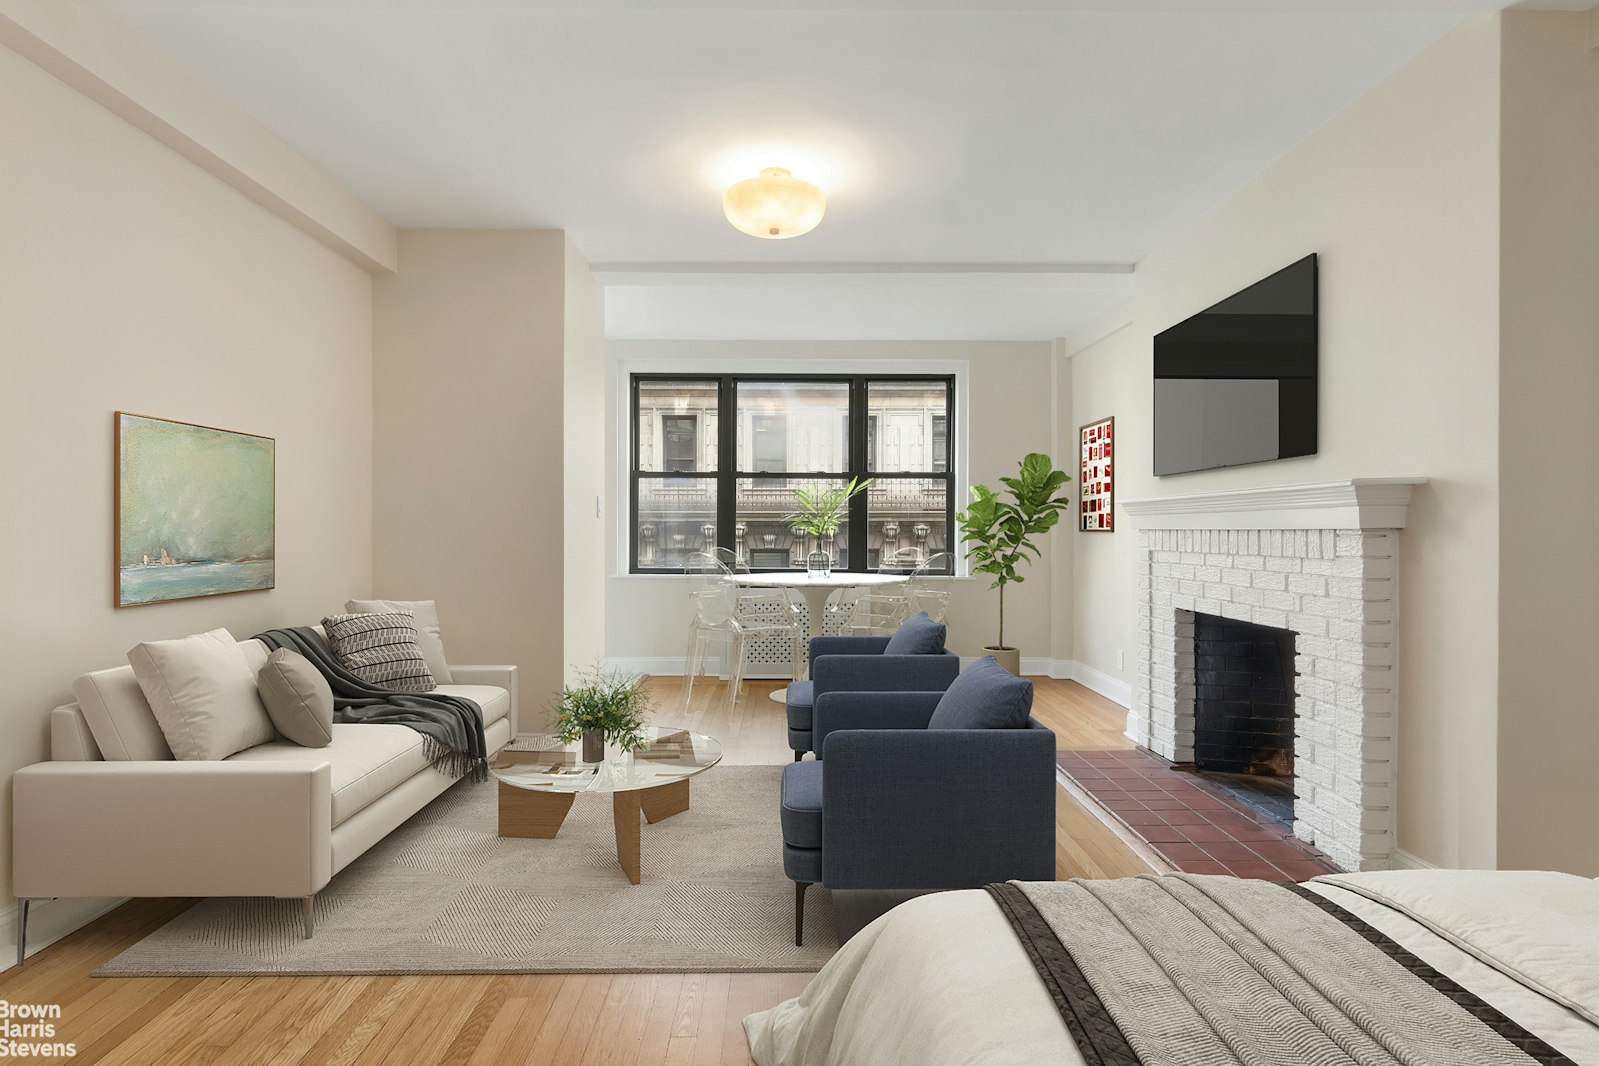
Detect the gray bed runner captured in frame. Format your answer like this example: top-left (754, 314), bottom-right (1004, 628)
top-left (986, 874), bottom-right (1573, 1066)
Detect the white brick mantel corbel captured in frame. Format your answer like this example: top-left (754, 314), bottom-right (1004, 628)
top-left (1121, 477), bottom-right (1428, 530)
top-left (1122, 477), bottom-right (1427, 872)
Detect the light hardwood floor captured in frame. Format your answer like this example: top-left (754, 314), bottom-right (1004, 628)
top-left (1, 676), bottom-right (1147, 1064)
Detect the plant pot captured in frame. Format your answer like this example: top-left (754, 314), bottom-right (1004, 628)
top-left (984, 646), bottom-right (1022, 675)
top-left (581, 729), bottom-right (606, 763)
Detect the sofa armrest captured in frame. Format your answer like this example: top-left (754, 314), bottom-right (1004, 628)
top-left (12, 761), bottom-right (333, 900)
top-left (448, 664), bottom-right (519, 734)
top-left (813, 691), bottom-right (942, 755)
top-left (813, 651), bottom-right (960, 699)
top-left (808, 636), bottom-right (889, 672)
top-left (821, 721), bottom-right (1057, 890)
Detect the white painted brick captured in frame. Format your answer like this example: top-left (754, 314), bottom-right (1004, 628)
top-left (1261, 590), bottom-right (1300, 612)
top-left (1287, 574), bottom-right (1327, 596)
top-left (1253, 608), bottom-right (1289, 629)
top-left (1288, 613), bottom-right (1329, 637)
top-left (1266, 556), bottom-right (1301, 573)
top-left (1252, 571), bottom-right (1288, 591)
top-left (1203, 583), bottom-right (1234, 602)
top-left (1204, 554), bottom-right (1232, 568)
top-left (1234, 555), bottom-right (1266, 571)
top-left (1218, 601), bottom-right (1252, 623)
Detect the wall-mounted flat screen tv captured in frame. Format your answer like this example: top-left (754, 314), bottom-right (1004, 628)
top-left (1153, 253), bottom-right (1317, 476)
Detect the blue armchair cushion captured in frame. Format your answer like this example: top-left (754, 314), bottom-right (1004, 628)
top-left (781, 760), bottom-right (824, 850)
top-left (784, 681), bottom-right (814, 731)
top-left (884, 611), bottom-right (947, 656)
top-left (928, 655), bottom-right (1033, 730)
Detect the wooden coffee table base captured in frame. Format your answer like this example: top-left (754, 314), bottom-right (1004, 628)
top-left (498, 778), bottom-right (692, 885)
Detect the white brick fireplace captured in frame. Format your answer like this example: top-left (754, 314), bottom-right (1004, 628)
top-left (1121, 478), bottom-right (1426, 872)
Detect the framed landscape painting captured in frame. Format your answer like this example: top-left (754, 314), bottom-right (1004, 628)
top-left (1079, 415), bottom-right (1114, 532)
top-left (116, 412), bottom-right (275, 607)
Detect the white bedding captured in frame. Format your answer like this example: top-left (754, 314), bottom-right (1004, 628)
top-left (745, 870), bottom-right (1599, 1066)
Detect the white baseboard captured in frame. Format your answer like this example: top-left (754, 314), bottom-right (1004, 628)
top-left (1065, 660), bottom-right (1132, 708)
top-left (1389, 849), bottom-right (1439, 870)
top-left (608, 653), bottom-right (1134, 708)
top-left (1, 896), bottom-right (126, 973)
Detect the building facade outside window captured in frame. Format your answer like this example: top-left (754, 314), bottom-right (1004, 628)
top-left (631, 374), bottom-right (955, 574)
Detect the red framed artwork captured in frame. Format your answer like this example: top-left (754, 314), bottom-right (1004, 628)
top-left (1079, 416), bottom-right (1114, 532)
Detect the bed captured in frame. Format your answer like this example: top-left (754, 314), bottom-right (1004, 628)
top-left (744, 870), bottom-right (1599, 1065)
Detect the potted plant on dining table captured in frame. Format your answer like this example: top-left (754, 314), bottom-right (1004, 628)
top-left (784, 477), bottom-right (873, 578)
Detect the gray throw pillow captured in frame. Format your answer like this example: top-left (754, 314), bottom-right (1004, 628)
top-left (884, 611), bottom-right (947, 655)
top-left (257, 648), bottom-right (334, 748)
top-left (344, 599), bottom-right (453, 684)
top-left (928, 655), bottom-right (1033, 730)
top-left (322, 610), bottom-right (435, 692)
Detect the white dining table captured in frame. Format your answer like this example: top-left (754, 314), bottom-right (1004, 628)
top-left (732, 572), bottom-right (909, 703)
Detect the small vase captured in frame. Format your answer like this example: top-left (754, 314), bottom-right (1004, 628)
top-left (581, 729), bottom-right (606, 763)
top-left (806, 548), bottom-right (831, 579)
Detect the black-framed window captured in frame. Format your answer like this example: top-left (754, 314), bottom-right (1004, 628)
top-left (630, 374), bottom-right (956, 574)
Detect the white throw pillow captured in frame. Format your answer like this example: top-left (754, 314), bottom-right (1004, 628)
top-left (127, 628), bottom-right (277, 760)
top-left (344, 598), bottom-right (453, 684)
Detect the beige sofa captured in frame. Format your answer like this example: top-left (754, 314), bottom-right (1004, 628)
top-left (11, 634), bottom-right (515, 964)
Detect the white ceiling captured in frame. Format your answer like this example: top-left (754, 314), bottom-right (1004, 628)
top-left (81, 1), bottom-right (1540, 339)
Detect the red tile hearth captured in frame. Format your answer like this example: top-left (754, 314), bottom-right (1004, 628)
top-left (1057, 749), bottom-right (1339, 880)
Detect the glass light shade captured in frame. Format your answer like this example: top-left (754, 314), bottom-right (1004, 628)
top-left (723, 167), bottom-right (826, 239)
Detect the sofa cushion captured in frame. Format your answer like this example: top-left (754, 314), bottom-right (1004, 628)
top-left (257, 649), bottom-right (334, 748)
top-left (784, 681), bottom-right (815, 730)
top-left (884, 612), bottom-right (947, 656)
top-left (323, 610), bottom-right (435, 692)
top-left (432, 684), bottom-right (511, 729)
top-left (226, 723), bottom-right (429, 827)
top-left (780, 760), bottom-right (824, 850)
top-left (928, 656), bottom-right (1033, 731)
top-left (345, 599), bottom-right (454, 684)
top-left (127, 629), bottom-right (277, 761)
top-left (73, 665), bottom-right (174, 761)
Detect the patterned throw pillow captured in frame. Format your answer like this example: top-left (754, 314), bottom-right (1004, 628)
top-left (321, 610), bottom-right (435, 692)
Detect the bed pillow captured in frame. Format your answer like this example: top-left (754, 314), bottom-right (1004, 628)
top-left (928, 655), bottom-right (1033, 731)
top-left (884, 611), bottom-right (947, 656)
top-left (322, 610), bottom-right (435, 692)
top-left (256, 648), bottom-right (334, 748)
top-left (127, 628), bottom-right (277, 760)
top-left (344, 598), bottom-right (453, 684)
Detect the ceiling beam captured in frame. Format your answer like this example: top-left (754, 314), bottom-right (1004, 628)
top-left (592, 261), bottom-right (1133, 277)
top-left (0, 0), bottom-right (397, 273)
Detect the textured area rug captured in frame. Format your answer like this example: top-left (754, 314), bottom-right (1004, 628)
top-left (96, 765), bottom-right (837, 975)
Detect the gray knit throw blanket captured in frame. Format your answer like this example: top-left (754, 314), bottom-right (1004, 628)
top-left (255, 626), bottom-right (488, 783)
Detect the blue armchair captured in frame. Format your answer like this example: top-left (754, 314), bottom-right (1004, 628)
top-left (785, 636), bottom-right (961, 760)
top-left (779, 689), bottom-right (1057, 944)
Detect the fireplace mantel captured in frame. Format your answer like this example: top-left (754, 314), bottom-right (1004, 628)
top-left (1121, 477), bottom-right (1428, 531)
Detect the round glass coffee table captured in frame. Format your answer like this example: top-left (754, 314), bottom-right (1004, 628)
top-left (490, 726), bottom-right (723, 884)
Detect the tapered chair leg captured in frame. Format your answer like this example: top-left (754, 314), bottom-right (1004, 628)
top-left (794, 751), bottom-right (803, 762)
top-left (794, 882), bottom-right (811, 946)
top-left (302, 895), bottom-right (315, 939)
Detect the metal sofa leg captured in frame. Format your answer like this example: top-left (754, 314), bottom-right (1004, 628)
top-left (15, 899), bottom-right (30, 969)
top-left (794, 882), bottom-right (811, 947)
top-left (302, 895), bottom-right (315, 939)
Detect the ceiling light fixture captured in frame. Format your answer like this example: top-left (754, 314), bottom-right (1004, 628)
top-left (723, 167), bottom-right (826, 239)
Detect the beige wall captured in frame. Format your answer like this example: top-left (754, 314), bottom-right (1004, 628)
top-left (372, 230), bottom-right (569, 731)
top-left (0, 43), bottom-right (374, 917)
top-left (604, 340), bottom-right (1058, 667)
top-left (563, 238), bottom-right (609, 678)
top-left (1062, 15), bottom-right (1505, 868)
top-left (1495, 11), bottom-right (1599, 873)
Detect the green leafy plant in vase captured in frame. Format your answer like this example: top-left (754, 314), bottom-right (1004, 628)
top-left (956, 453), bottom-right (1073, 674)
top-left (784, 477), bottom-right (873, 577)
top-left (553, 665), bottom-right (652, 762)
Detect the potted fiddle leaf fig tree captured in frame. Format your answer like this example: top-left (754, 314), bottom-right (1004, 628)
top-left (956, 453), bottom-right (1073, 674)
top-left (553, 665), bottom-right (651, 762)
top-left (784, 477), bottom-right (873, 577)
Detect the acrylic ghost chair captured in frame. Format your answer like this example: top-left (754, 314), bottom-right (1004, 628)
top-left (683, 553), bottom-right (802, 711)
